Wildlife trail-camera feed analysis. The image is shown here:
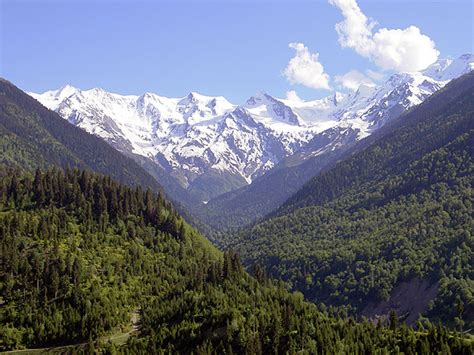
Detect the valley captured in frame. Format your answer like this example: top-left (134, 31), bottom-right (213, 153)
top-left (1, 0), bottom-right (473, 351)
top-left (1, 68), bottom-right (473, 354)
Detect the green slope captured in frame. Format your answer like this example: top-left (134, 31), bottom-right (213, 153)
top-left (279, 72), bottom-right (474, 215)
top-left (0, 78), bottom-right (217, 236)
top-left (230, 72), bottom-right (474, 328)
top-left (0, 78), bottom-right (165, 193)
top-left (1, 168), bottom-right (472, 354)
top-left (1, 76), bottom-right (473, 353)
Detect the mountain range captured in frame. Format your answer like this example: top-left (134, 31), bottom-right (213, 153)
top-left (0, 78), bottom-right (164, 194)
top-left (31, 54), bottom-right (474, 216)
top-left (1, 58), bottom-right (473, 352)
top-left (4, 76), bottom-right (471, 352)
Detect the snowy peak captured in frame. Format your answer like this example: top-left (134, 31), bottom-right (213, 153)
top-left (219, 108), bottom-right (258, 134)
top-left (178, 91), bottom-right (234, 109)
top-left (30, 84), bottom-right (81, 109)
top-left (422, 58), bottom-right (453, 79)
top-left (244, 92), bottom-right (302, 126)
top-left (56, 84), bottom-right (79, 98)
top-left (423, 54), bottom-right (474, 81)
top-left (30, 55), bottom-right (473, 201)
top-left (331, 91), bottom-right (345, 106)
top-left (244, 92), bottom-right (272, 106)
top-left (177, 92), bottom-right (235, 123)
top-left (354, 84), bottom-right (377, 99)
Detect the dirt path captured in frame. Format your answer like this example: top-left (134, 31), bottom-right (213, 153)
top-left (2, 309), bottom-right (140, 354)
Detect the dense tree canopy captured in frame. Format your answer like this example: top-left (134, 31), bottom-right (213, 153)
top-left (230, 72), bottom-right (474, 330)
top-left (1, 168), bottom-right (472, 353)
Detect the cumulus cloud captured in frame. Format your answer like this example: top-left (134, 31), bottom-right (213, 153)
top-left (283, 42), bottom-right (331, 90)
top-left (335, 70), bottom-right (375, 91)
top-left (328, 0), bottom-right (439, 72)
top-left (285, 90), bottom-right (303, 102)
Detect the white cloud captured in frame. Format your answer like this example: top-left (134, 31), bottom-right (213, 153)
top-left (335, 70), bottom-right (375, 91)
top-left (328, 0), bottom-right (439, 72)
top-left (366, 69), bottom-right (385, 81)
top-left (283, 42), bottom-right (331, 90)
top-left (285, 90), bottom-right (303, 102)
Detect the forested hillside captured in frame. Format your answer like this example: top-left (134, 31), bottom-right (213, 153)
top-left (0, 78), bottom-right (217, 235)
top-left (1, 168), bottom-right (472, 353)
top-left (279, 72), bottom-right (474, 215)
top-left (0, 78), bottom-right (173, 200)
top-left (0, 167), bottom-right (209, 349)
top-left (230, 72), bottom-right (474, 328)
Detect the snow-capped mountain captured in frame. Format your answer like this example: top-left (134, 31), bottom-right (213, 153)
top-left (422, 54), bottom-right (474, 81)
top-left (29, 87), bottom-right (324, 200)
top-left (30, 54), bottom-right (473, 202)
top-left (278, 54), bottom-right (474, 160)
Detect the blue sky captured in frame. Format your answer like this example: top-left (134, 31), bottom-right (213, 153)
top-left (1, 0), bottom-right (473, 102)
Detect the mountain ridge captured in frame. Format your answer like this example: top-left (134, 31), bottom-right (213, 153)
top-left (228, 71), bottom-right (474, 327)
top-left (0, 78), bottom-right (164, 193)
top-left (30, 54), bottom-right (473, 207)
top-left (195, 55), bottom-right (474, 230)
